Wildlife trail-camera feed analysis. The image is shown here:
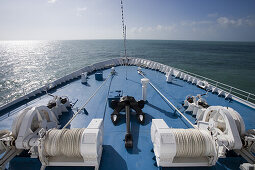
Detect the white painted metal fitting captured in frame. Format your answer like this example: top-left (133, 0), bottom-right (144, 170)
top-left (141, 78), bottom-right (149, 101)
top-left (111, 67), bottom-right (115, 74)
top-left (166, 69), bottom-right (173, 83)
top-left (81, 72), bottom-right (88, 84)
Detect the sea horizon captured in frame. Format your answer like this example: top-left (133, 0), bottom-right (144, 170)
top-left (1, 39), bottom-right (255, 43)
top-left (0, 39), bottom-right (254, 106)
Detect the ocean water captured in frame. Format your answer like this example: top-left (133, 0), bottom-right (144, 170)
top-left (0, 40), bottom-right (254, 106)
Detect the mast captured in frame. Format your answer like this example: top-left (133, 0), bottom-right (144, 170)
top-left (121, 0), bottom-right (128, 80)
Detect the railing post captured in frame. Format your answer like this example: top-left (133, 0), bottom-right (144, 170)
top-left (229, 87), bottom-right (232, 94)
top-left (247, 93), bottom-right (250, 101)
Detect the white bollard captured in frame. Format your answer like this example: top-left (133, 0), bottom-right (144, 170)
top-left (81, 72), bottom-right (88, 84)
top-left (141, 78), bottom-right (150, 101)
top-left (166, 69), bottom-right (173, 83)
top-left (111, 67), bottom-right (115, 74)
top-left (166, 72), bottom-right (172, 83)
top-left (137, 67), bottom-right (142, 72)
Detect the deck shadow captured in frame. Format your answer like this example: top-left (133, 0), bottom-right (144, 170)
top-left (58, 109), bottom-right (75, 129)
top-left (82, 82), bottom-right (91, 87)
top-left (143, 112), bottom-right (155, 126)
top-left (127, 112), bottom-right (155, 155)
top-left (112, 112), bottom-right (126, 126)
top-left (163, 166), bottom-right (214, 170)
top-left (167, 81), bottom-right (183, 87)
top-left (127, 114), bottom-right (141, 154)
top-left (110, 110), bottom-right (151, 155)
top-left (146, 102), bottom-right (178, 119)
top-left (100, 145), bottom-right (128, 170)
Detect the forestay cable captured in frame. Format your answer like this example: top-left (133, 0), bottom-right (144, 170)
top-left (139, 72), bottom-right (196, 129)
top-left (120, 0), bottom-right (128, 80)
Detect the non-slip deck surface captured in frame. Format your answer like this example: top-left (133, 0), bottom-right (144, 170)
top-left (1, 66), bottom-right (254, 170)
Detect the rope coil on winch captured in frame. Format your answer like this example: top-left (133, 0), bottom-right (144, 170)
top-left (44, 128), bottom-right (85, 157)
top-left (172, 129), bottom-right (215, 157)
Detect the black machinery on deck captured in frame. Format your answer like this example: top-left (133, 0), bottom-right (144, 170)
top-left (110, 96), bottom-right (145, 148)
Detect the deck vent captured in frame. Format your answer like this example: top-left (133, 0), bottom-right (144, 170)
top-left (95, 71), bottom-right (103, 81)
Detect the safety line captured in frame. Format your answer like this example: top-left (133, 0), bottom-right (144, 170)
top-left (62, 74), bottom-right (112, 129)
top-left (139, 72), bottom-right (196, 129)
top-left (103, 75), bottom-right (114, 121)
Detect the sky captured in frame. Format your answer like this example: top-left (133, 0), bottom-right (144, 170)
top-left (0, 0), bottom-right (255, 41)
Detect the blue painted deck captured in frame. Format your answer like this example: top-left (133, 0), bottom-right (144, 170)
top-left (1, 66), bottom-right (255, 170)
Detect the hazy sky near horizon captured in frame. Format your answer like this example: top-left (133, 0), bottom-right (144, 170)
top-left (0, 0), bottom-right (255, 41)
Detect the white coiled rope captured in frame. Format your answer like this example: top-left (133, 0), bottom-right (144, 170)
top-left (172, 129), bottom-right (215, 157)
top-left (44, 128), bottom-right (85, 157)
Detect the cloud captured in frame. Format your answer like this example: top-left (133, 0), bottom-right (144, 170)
top-left (181, 20), bottom-right (212, 26)
top-left (130, 27), bottom-right (137, 33)
top-left (146, 27), bottom-right (153, 31)
top-left (217, 17), bottom-right (229, 25)
top-left (242, 16), bottom-right (255, 26)
top-left (131, 27), bottom-right (144, 33)
top-left (217, 17), bottom-right (242, 26)
top-left (216, 16), bottom-right (255, 27)
top-left (165, 25), bottom-right (176, 32)
top-left (131, 24), bottom-right (176, 34)
top-left (129, 16), bottom-right (255, 40)
top-left (48, 0), bottom-right (57, 3)
top-left (138, 27), bottom-right (143, 32)
top-left (156, 25), bottom-right (162, 31)
top-left (76, 7), bottom-right (87, 17)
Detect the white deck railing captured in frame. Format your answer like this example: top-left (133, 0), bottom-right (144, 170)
top-left (175, 68), bottom-right (255, 104)
top-left (129, 57), bottom-right (255, 105)
top-left (0, 57), bottom-right (254, 117)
